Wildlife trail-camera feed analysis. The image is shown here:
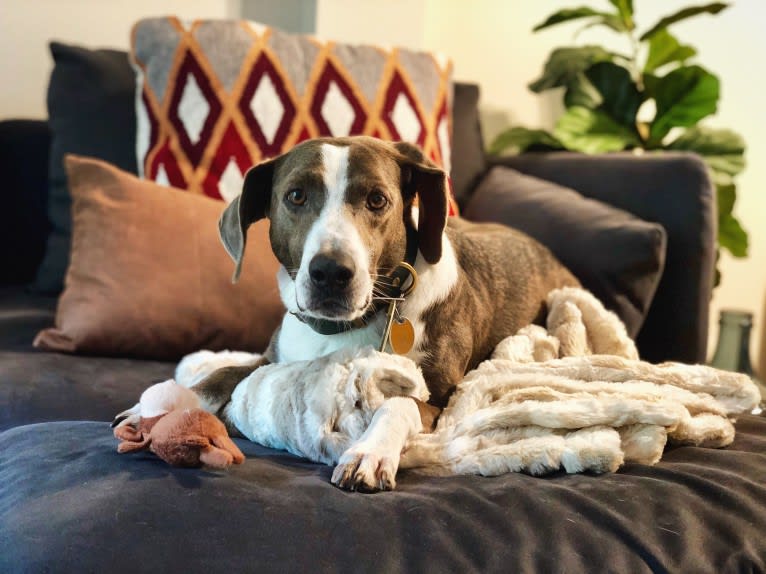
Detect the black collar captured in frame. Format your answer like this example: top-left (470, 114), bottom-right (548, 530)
top-left (293, 226), bottom-right (418, 336)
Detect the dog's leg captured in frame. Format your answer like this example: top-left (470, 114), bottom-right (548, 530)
top-left (190, 358), bottom-right (270, 435)
top-left (331, 396), bottom-right (423, 492)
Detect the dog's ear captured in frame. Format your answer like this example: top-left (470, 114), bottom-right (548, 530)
top-left (394, 142), bottom-right (448, 264)
top-left (219, 158), bottom-right (277, 282)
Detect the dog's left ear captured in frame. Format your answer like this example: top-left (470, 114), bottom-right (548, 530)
top-left (219, 158), bottom-right (277, 282)
top-left (394, 142), bottom-right (449, 264)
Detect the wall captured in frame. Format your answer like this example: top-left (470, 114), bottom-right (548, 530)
top-left (0, 0), bottom-right (239, 119)
top-left (316, 0), bottom-right (427, 50)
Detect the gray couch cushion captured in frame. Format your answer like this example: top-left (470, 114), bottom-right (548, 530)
top-left (464, 166), bottom-right (667, 338)
top-left (491, 152), bottom-right (715, 364)
top-left (0, 287), bottom-right (173, 431)
top-left (1, 418), bottom-right (765, 573)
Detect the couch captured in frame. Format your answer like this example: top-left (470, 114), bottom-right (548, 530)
top-left (1, 44), bottom-right (765, 572)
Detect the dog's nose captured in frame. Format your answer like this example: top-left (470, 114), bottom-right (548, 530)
top-left (309, 253), bottom-right (356, 289)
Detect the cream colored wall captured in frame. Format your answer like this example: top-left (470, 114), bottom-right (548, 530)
top-left (0, 0), bottom-right (239, 119)
top-left (421, 0), bottom-right (765, 372)
top-left (316, 0), bottom-right (427, 50)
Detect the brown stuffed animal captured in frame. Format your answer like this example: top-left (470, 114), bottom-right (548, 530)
top-left (114, 408), bottom-right (245, 469)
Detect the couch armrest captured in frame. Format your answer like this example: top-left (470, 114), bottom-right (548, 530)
top-left (488, 151), bottom-right (715, 365)
top-left (0, 119), bottom-right (51, 285)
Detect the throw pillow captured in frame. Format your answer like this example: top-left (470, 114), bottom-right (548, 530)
top-left (33, 42), bottom-right (139, 294)
top-left (131, 17), bottom-right (455, 210)
top-left (463, 166), bottom-right (667, 337)
top-left (34, 156), bottom-right (284, 360)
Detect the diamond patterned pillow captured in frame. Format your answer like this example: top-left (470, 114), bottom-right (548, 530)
top-left (131, 17), bottom-right (455, 207)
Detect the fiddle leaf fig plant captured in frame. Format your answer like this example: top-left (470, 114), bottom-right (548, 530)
top-left (489, 1), bottom-right (747, 284)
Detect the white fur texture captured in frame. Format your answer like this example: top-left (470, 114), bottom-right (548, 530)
top-left (178, 287), bottom-right (761, 480)
top-left (139, 379), bottom-right (200, 418)
top-left (175, 350), bottom-right (262, 388)
top-left (226, 346), bottom-right (428, 466)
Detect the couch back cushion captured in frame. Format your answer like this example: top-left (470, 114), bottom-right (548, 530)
top-left (132, 17), bottom-right (455, 206)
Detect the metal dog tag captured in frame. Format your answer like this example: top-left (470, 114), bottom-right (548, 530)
top-left (379, 262), bottom-right (418, 355)
top-left (389, 318), bottom-right (415, 355)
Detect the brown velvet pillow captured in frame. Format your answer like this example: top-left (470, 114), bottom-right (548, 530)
top-left (34, 156), bottom-right (284, 360)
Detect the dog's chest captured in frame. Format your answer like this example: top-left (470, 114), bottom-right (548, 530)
top-left (276, 314), bottom-right (384, 363)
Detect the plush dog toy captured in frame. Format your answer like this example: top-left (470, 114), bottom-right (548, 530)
top-left (114, 380), bottom-right (244, 469)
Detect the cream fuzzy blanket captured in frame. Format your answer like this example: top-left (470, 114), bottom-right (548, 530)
top-left (176, 288), bottom-right (761, 476)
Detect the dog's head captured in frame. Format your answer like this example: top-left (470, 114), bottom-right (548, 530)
top-left (219, 136), bottom-right (449, 322)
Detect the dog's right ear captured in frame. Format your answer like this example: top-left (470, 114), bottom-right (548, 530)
top-left (219, 158), bottom-right (277, 282)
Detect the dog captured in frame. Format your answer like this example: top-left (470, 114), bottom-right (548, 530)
top-left (117, 136), bottom-right (579, 491)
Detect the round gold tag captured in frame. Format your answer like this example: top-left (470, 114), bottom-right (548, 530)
top-left (389, 318), bottom-right (415, 355)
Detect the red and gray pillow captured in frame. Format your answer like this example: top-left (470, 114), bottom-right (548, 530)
top-left (131, 17), bottom-right (454, 203)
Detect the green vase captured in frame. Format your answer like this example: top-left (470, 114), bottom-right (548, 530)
top-left (710, 310), bottom-right (765, 415)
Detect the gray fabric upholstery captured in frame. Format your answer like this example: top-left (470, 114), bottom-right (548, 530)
top-left (449, 83), bottom-right (486, 206)
top-left (0, 288), bottom-right (173, 431)
top-left (490, 152), bottom-right (716, 365)
top-left (34, 43), bottom-right (138, 294)
top-left (2, 418), bottom-right (765, 573)
top-left (0, 121), bottom-right (50, 285)
top-left (465, 166), bottom-right (667, 337)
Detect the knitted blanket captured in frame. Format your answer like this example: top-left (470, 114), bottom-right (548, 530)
top-left (176, 288), bottom-right (761, 476)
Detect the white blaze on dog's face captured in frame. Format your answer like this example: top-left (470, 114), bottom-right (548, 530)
top-left (288, 144), bottom-right (371, 319)
top-left (219, 136), bottom-right (449, 322)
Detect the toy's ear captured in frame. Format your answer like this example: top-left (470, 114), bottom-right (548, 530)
top-left (219, 157), bottom-right (278, 282)
top-left (394, 142), bottom-right (448, 264)
top-left (116, 434), bottom-right (151, 453)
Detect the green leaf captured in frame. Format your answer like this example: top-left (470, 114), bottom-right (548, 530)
top-left (564, 73), bottom-right (603, 109)
top-left (574, 14), bottom-right (628, 36)
top-left (715, 182), bottom-right (748, 259)
top-left (649, 65), bottom-right (719, 143)
top-left (717, 182), bottom-right (736, 216)
top-left (609, 0), bottom-right (633, 15)
top-left (554, 106), bottom-right (640, 153)
top-left (608, 0), bottom-right (635, 29)
top-left (642, 73), bottom-right (661, 98)
top-left (666, 126), bottom-right (746, 179)
top-left (584, 61), bottom-right (643, 128)
top-left (719, 213), bottom-right (749, 258)
top-left (640, 2), bottom-right (730, 41)
top-left (529, 46), bottom-right (615, 93)
top-left (533, 7), bottom-right (618, 32)
top-left (488, 127), bottom-right (565, 155)
top-left (644, 29), bottom-right (697, 73)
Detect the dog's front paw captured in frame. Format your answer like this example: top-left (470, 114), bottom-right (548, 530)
top-left (111, 403), bottom-right (140, 429)
top-left (331, 447), bottom-right (397, 492)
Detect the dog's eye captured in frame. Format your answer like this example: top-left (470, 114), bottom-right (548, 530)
top-left (285, 189), bottom-right (306, 206)
top-left (366, 191), bottom-right (388, 211)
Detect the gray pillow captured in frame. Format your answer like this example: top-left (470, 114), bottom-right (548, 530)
top-left (464, 166), bottom-right (667, 337)
top-left (33, 42), bottom-right (138, 294)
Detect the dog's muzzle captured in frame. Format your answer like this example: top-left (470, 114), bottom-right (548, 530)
top-left (303, 251), bottom-right (365, 317)
top-left (309, 253), bottom-right (356, 292)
